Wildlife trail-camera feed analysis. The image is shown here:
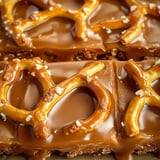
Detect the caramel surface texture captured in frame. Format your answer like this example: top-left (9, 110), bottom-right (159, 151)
top-left (1, 0), bottom-right (160, 61)
top-left (0, 58), bottom-right (160, 160)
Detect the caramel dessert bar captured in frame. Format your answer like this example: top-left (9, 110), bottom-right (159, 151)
top-left (1, 0), bottom-right (160, 61)
top-left (0, 57), bottom-right (160, 160)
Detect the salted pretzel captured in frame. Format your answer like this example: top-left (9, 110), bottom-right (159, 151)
top-left (1, 0), bottom-right (160, 48)
top-left (0, 0), bottom-right (99, 48)
top-left (0, 57), bottom-right (111, 138)
top-left (93, 0), bottom-right (160, 44)
top-left (124, 59), bottom-right (160, 137)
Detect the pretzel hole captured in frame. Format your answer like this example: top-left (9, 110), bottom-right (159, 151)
top-left (139, 104), bottom-right (160, 132)
top-left (53, 0), bottom-right (84, 10)
top-left (13, 1), bottom-right (40, 20)
top-left (89, 0), bottom-right (128, 25)
top-left (48, 87), bottom-right (96, 130)
top-left (118, 71), bottom-right (139, 112)
top-left (7, 70), bottom-right (43, 111)
top-left (122, 73), bottom-right (139, 93)
top-left (27, 17), bottom-right (75, 41)
top-left (13, 1), bottom-right (80, 40)
top-left (151, 79), bottom-right (160, 95)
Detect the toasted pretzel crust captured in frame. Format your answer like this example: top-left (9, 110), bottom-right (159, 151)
top-left (124, 59), bottom-right (160, 137)
top-left (0, 57), bottom-right (112, 138)
top-left (1, 0), bottom-right (160, 49)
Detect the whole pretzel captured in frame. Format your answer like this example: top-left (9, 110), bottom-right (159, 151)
top-left (124, 59), bottom-right (160, 137)
top-left (0, 57), bottom-right (112, 138)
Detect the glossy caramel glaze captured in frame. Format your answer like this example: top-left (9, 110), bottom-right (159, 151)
top-left (1, 0), bottom-right (160, 61)
top-left (0, 58), bottom-right (160, 160)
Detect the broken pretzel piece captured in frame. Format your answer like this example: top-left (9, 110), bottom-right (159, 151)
top-left (124, 59), bottom-right (160, 137)
top-left (92, 0), bottom-right (160, 44)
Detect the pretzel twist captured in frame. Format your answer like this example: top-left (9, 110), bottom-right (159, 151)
top-left (124, 59), bottom-right (160, 137)
top-left (0, 57), bottom-right (112, 138)
top-left (1, 0), bottom-right (160, 47)
top-left (93, 0), bottom-right (160, 44)
top-left (1, 0), bottom-right (99, 48)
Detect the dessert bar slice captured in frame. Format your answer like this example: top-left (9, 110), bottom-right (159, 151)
top-left (0, 57), bottom-right (160, 160)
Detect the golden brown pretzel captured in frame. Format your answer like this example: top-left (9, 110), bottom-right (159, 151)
top-left (93, 0), bottom-right (160, 44)
top-left (28, 0), bottom-right (55, 9)
top-left (1, 0), bottom-right (99, 48)
top-left (0, 57), bottom-right (112, 138)
top-left (0, 57), bottom-right (54, 138)
top-left (124, 59), bottom-right (160, 137)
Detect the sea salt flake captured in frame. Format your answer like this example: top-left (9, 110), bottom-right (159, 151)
top-left (155, 58), bottom-right (160, 66)
top-left (26, 115), bottom-right (32, 122)
top-left (106, 28), bottom-right (112, 34)
top-left (55, 86), bottom-right (64, 95)
top-left (122, 17), bottom-right (130, 24)
top-left (149, 3), bottom-right (156, 10)
top-left (130, 5), bottom-right (137, 12)
top-left (0, 113), bottom-right (7, 121)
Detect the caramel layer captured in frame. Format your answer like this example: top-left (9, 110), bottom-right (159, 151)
top-left (0, 58), bottom-right (160, 160)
